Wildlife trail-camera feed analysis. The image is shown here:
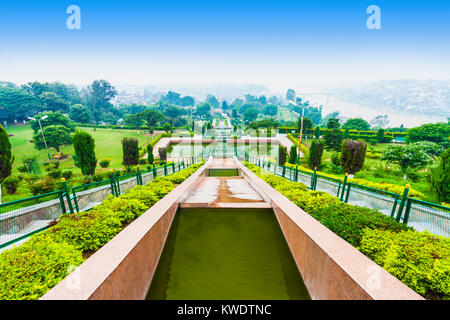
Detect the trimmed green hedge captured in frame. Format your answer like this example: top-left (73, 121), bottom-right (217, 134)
top-left (244, 161), bottom-right (449, 299)
top-left (0, 162), bottom-right (204, 300)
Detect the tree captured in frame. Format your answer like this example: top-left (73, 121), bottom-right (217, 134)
top-left (147, 145), bottom-right (154, 165)
top-left (430, 148), bottom-right (450, 203)
top-left (73, 130), bottom-right (97, 175)
top-left (309, 140), bottom-right (324, 169)
top-left (382, 144), bottom-right (431, 173)
top-left (39, 91), bottom-right (69, 113)
top-left (161, 91), bottom-right (181, 105)
top-left (206, 95), bottom-right (220, 108)
top-left (314, 127), bottom-right (321, 139)
top-left (324, 118), bottom-right (343, 151)
top-left (124, 113), bottom-right (145, 130)
top-left (122, 138), bottom-right (139, 166)
top-left (0, 86), bottom-right (43, 117)
top-left (376, 128), bottom-right (385, 143)
top-left (231, 109), bottom-right (238, 118)
top-left (142, 108), bottom-right (165, 127)
top-left (30, 112), bottom-right (75, 133)
top-left (163, 122), bottom-right (172, 133)
top-left (263, 104), bottom-right (278, 117)
top-left (288, 145), bottom-right (298, 164)
top-left (179, 96), bottom-right (195, 107)
top-left (341, 140), bottom-right (367, 174)
top-left (286, 89), bottom-right (296, 101)
top-left (342, 118), bottom-right (370, 131)
top-left (297, 117), bottom-right (314, 133)
top-left (243, 108), bottom-right (259, 123)
top-left (278, 146), bottom-right (288, 166)
top-left (85, 80), bottom-right (117, 121)
top-left (69, 104), bottom-right (93, 123)
top-left (195, 103), bottom-right (211, 118)
top-left (33, 125), bottom-right (73, 153)
top-left (221, 101), bottom-right (229, 111)
top-left (406, 123), bottom-right (450, 144)
top-left (0, 124), bottom-right (14, 203)
top-left (158, 147), bottom-right (167, 162)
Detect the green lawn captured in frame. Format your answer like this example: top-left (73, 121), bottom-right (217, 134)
top-left (6, 125), bottom-right (151, 174)
top-left (2, 125), bottom-right (152, 203)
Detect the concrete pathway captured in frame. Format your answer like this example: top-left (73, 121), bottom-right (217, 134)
top-left (181, 157), bottom-right (271, 209)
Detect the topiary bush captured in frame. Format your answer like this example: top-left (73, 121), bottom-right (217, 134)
top-left (73, 130), bottom-right (97, 176)
top-left (308, 139), bottom-right (324, 169)
top-left (3, 175), bottom-right (20, 194)
top-left (99, 158), bottom-right (111, 168)
top-left (341, 139), bottom-right (367, 174)
top-left (122, 137), bottom-right (139, 166)
top-left (431, 148), bottom-right (450, 203)
top-left (359, 229), bottom-right (450, 300)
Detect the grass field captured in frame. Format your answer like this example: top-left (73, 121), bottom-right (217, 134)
top-left (5, 125), bottom-right (151, 174)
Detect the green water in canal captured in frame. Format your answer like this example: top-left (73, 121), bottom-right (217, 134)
top-left (207, 169), bottom-right (239, 177)
top-left (146, 208), bottom-right (310, 300)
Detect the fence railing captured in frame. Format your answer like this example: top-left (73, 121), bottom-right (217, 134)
top-left (242, 156), bottom-right (449, 238)
top-left (0, 157), bottom-right (202, 250)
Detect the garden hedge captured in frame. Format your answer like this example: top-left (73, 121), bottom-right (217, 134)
top-left (0, 162), bottom-right (203, 300)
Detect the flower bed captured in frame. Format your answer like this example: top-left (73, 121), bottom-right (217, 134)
top-left (244, 162), bottom-right (450, 300)
top-left (0, 162), bottom-right (204, 300)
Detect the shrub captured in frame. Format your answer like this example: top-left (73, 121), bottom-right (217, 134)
top-left (43, 160), bottom-right (59, 171)
top-left (0, 124), bottom-right (13, 188)
top-left (341, 139), bottom-right (367, 174)
top-left (0, 234), bottom-right (84, 300)
top-left (158, 147), bottom-right (167, 162)
top-left (73, 130), bottom-right (97, 176)
top-left (3, 175), bottom-right (20, 194)
top-left (308, 139), bottom-right (323, 169)
top-left (97, 195), bottom-right (148, 223)
top-left (47, 169), bottom-right (62, 179)
top-left (29, 176), bottom-right (56, 196)
top-left (147, 145), bottom-right (154, 165)
top-left (431, 148), bottom-right (450, 203)
top-left (331, 152), bottom-right (341, 166)
top-left (122, 137), bottom-right (139, 166)
top-left (359, 229), bottom-right (450, 300)
top-left (278, 145), bottom-right (287, 166)
top-left (47, 209), bottom-right (123, 253)
top-left (288, 145), bottom-right (297, 164)
top-left (121, 186), bottom-right (160, 207)
top-left (99, 158), bottom-right (111, 168)
top-left (139, 159), bottom-right (147, 165)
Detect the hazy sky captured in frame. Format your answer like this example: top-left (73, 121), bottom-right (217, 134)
top-left (1, 0), bottom-right (450, 92)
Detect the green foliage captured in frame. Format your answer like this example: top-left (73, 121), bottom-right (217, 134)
top-left (278, 145), bottom-right (287, 166)
top-left (308, 139), bottom-right (323, 169)
top-left (99, 158), bottom-right (111, 168)
top-left (243, 108), bottom-right (259, 123)
top-left (62, 170), bottom-right (73, 180)
top-left (359, 229), bottom-right (450, 299)
top-left (382, 143), bottom-right (431, 173)
top-left (0, 86), bottom-right (43, 115)
top-left (331, 152), bottom-right (341, 166)
top-left (73, 130), bottom-right (97, 176)
top-left (431, 148), bottom-right (450, 203)
top-left (342, 118), bottom-right (370, 131)
top-left (0, 235), bottom-right (84, 300)
top-left (69, 104), bottom-right (92, 123)
top-left (147, 145), bottom-right (154, 164)
top-left (158, 147), bottom-right (167, 162)
top-left (406, 122), bottom-right (450, 144)
top-left (28, 176), bottom-right (57, 195)
top-left (29, 112), bottom-right (74, 134)
top-left (33, 125), bottom-right (73, 153)
top-left (314, 126), bottom-right (321, 139)
top-left (47, 169), bottom-right (62, 179)
top-left (324, 118), bottom-right (343, 151)
top-left (340, 139), bottom-right (367, 174)
top-left (377, 128), bottom-right (385, 143)
top-left (0, 124), bottom-right (13, 184)
top-left (288, 145), bottom-right (297, 164)
top-left (3, 175), bottom-right (20, 194)
top-left (122, 137), bottom-right (139, 166)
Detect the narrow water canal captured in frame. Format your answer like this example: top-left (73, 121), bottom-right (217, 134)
top-left (146, 207), bottom-right (311, 300)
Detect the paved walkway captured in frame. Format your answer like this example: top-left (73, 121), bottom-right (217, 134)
top-left (181, 158), bottom-right (270, 209)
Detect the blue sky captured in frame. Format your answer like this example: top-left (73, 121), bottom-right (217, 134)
top-left (0, 0), bottom-right (449, 91)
